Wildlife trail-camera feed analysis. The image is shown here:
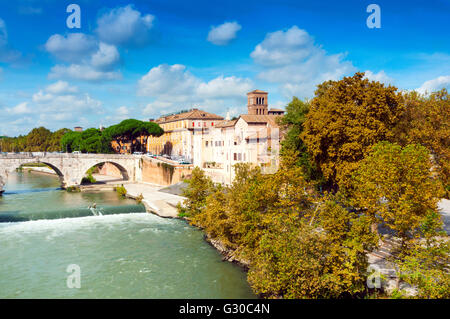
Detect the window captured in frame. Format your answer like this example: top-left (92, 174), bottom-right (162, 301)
top-left (206, 141), bottom-right (208, 147)
top-left (192, 122), bottom-right (195, 127)
top-left (211, 122), bottom-right (214, 126)
top-left (238, 153), bottom-right (242, 161)
top-left (233, 153), bottom-right (237, 161)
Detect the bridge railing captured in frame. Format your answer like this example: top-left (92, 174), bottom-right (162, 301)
top-left (0, 152), bottom-right (137, 159)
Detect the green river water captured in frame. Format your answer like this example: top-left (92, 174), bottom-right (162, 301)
top-left (0, 171), bottom-right (255, 298)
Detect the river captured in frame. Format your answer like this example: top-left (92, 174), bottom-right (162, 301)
top-left (0, 171), bottom-right (255, 298)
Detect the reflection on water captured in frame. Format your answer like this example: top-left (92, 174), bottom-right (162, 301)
top-left (0, 172), bottom-right (255, 299)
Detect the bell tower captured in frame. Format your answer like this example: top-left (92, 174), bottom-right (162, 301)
top-left (247, 90), bottom-right (268, 115)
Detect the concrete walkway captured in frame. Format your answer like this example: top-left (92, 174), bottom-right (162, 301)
top-left (123, 183), bottom-right (185, 218)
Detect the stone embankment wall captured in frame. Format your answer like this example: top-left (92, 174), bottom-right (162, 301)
top-left (141, 158), bottom-right (192, 186)
top-left (99, 159), bottom-right (192, 186)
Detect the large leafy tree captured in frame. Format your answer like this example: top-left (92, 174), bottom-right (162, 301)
top-left (394, 89), bottom-right (450, 198)
top-left (277, 97), bottom-right (320, 182)
top-left (302, 72), bottom-right (403, 191)
top-left (351, 141), bottom-right (443, 246)
top-left (25, 127), bottom-right (52, 151)
top-left (104, 119), bottom-right (163, 153)
top-left (47, 128), bottom-right (71, 151)
top-left (61, 128), bottom-right (113, 153)
top-left (248, 200), bottom-right (377, 299)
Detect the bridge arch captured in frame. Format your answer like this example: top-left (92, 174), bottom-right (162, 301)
top-left (0, 160), bottom-right (65, 189)
top-left (76, 161), bottom-right (131, 186)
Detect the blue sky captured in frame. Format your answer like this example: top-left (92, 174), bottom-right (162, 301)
top-left (0, 0), bottom-right (449, 136)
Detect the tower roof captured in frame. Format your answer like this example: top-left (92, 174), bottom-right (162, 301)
top-left (247, 89), bottom-right (268, 95)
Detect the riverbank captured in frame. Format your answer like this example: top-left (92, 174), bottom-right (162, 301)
top-left (123, 183), bottom-right (184, 218)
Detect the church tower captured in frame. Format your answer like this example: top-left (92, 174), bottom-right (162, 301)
top-left (247, 90), bottom-right (268, 115)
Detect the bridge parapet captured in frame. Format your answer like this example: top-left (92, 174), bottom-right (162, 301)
top-left (0, 153), bottom-right (137, 160)
top-left (0, 153), bottom-right (139, 190)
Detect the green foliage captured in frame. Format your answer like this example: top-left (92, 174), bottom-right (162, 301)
top-left (302, 72), bottom-right (404, 191)
top-left (81, 174), bottom-right (96, 184)
top-left (278, 97), bottom-right (320, 182)
top-left (0, 127), bottom-right (70, 152)
top-left (103, 119), bottom-right (164, 153)
top-left (177, 167), bottom-right (215, 218)
top-left (61, 128), bottom-right (113, 153)
top-left (394, 89), bottom-right (450, 199)
top-left (248, 200), bottom-right (378, 298)
top-left (66, 186), bottom-right (81, 192)
top-left (115, 185), bottom-right (127, 197)
top-left (398, 237), bottom-right (450, 298)
top-left (352, 142), bottom-right (443, 243)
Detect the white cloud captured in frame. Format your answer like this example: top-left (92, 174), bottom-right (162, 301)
top-left (138, 64), bottom-right (200, 99)
top-left (250, 26), bottom-right (355, 98)
top-left (364, 70), bottom-right (393, 85)
top-left (197, 75), bottom-right (253, 98)
top-left (45, 33), bottom-right (98, 63)
top-left (2, 82), bottom-right (103, 132)
top-left (96, 5), bottom-right (155, 47)
top-left (45, 81), bottom-right (78, 95)
top-left (45, 33), bottom-right (121, 82)
top-left (90, 43), bottom-right (120, 71)
top-left (416, 75), bottom-right (450, 95)
top-left (138, 64), bottom-right (253, 116)
top-left (207, 21), bottom-right (241, 46)
top-left (49, 62), bottom-right (121, 82)
top-left (6, 102), bottom-right (32, 115)
top-left (117, 106), bottom-right (129, 116)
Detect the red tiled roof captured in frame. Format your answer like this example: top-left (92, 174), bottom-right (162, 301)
top-left (156, 109), bottom-right (223, 124)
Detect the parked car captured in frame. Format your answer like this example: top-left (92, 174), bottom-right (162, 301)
top-left (72, 151), bottom-right (81, 154)
top-left (133, 152), bottom-right (143, 155)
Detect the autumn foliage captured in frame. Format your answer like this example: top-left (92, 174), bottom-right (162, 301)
top-left (178, 72), bottom-right (449, 299)
top-left (302, 72), bottom-right (403, 191)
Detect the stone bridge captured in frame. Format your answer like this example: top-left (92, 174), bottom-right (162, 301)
top-left (0, 153), bottom-right (142, 190)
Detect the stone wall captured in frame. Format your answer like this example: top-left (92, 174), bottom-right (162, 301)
top-left (141, 158), bottom-right (192, 186)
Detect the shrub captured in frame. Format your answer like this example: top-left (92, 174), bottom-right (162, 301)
top-left (115, 185), bottom-right (127, 197)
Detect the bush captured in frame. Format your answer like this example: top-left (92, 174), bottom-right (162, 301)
top-left (66, 186), bottom-right (81, 192)
top-left (81, 174), bottom-right (96, 184)
top-left (115, 185), bottom-right (127, 197)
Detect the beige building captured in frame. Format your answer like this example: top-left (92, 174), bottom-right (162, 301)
top-left (147, 108), bottom-right (223, 162)
top-left (194, 90), bottom-right (284, 184)
top-left (146, 90), bottom-right (284, 184)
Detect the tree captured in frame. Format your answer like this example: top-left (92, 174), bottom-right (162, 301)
top-left (302, 72), bottom-right (403, 191)
top-left (61, 131), bottom-right (82, 152)
top-left (48, 128), bottom-right (70, 151)
top-left (60, 128), bottom-right (113, 153)
top-left (248, 199), bottom-right (378, 298)
top-left (26, 127), bottom-right (52, 151)
top-left (177, 167), bottom-right (215, 218)
top-left (394, 89), bottom-right (450, 198)
top-left (351, 142), bottom-right (443, 246)
top-left (104, 119), bottom-right (163, 153)
top-left (278, 97), bottom-right (320, 182)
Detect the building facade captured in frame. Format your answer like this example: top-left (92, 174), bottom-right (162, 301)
top-left (146, 109), bottom-right (224, 162)
top-left (145, 90), bottom-right (284, 184)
